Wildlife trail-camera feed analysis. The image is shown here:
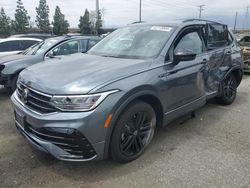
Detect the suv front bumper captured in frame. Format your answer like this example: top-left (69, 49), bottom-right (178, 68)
top-left (11, 91), bottom-right (121, 161)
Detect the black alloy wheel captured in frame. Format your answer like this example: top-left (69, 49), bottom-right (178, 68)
top-left (217, 73), bottom-right (237, 105)
top-left (110, 101), bottom-right (156, 163)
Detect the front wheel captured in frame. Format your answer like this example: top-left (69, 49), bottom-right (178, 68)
top-left (110, 101), bottom-right (156, 163)
top-left (216, 73), bottom-right (237, 105)
top-left (11, 74), bottom-right (19, 92)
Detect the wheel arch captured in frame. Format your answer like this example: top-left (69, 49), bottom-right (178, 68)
top-left (223, 66), bottom-right (243, 87)
top-left (103, 87), bottom-right (164, 159)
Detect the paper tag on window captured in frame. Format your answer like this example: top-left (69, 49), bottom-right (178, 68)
top-left (151, 26), bottom-right (172, 32)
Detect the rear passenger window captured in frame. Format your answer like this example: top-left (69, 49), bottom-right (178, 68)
top-left (175, 32), bottom-right (203, 55)
top-left (0, 41), bottom-right (20, 52)
top-left (207, 24), bottom-right (228, 49)
top-left (20, 40), bottom-right (39, 50)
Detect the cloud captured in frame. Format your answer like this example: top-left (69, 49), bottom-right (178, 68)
top-left (1, 0), bottom-right (249, 28)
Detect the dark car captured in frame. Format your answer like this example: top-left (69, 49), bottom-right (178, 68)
top-left (11, 19), bottom-right (243, 163)
top-left (0, 35), bottom-right (100, 90)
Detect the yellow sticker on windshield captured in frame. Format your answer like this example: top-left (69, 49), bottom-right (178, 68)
top-left (151, 26), bottom-right (172, 32)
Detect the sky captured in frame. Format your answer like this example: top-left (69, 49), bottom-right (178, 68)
top-left (0, 0), bottom-right (249, 29)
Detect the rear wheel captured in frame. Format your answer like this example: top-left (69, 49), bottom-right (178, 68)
top-left (110, 101), bottom-right (156, 163)
top-left (216, 73), bottom-right (237, 105)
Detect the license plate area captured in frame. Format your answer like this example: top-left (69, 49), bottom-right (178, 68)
top-left (14, 111), bottom-right (26, 129)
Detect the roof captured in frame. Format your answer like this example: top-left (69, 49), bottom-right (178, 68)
top-left (129, 19), bottom-right (225, 28)
top-left (0, 37), bottom-right (42, 42)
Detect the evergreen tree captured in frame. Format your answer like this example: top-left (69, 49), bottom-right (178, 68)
top-left (0, 8), bottom-right (12, 36)
top-left (79, 9), bottom-right (91, 34)
top-left (14, 0), bottom-right (30, 33)
top-left (36, 0), bottom-right (50, 32)
top-left (52, 6), bottom-right (69, 35)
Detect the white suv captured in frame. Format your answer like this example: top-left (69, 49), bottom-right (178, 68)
top-left (0, 37), bottom-right (42, 57)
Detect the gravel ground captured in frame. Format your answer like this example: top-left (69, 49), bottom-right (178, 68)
top-left (0, 76), bottom-right (250, 188)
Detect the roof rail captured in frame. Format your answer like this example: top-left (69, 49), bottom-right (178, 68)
top-left (131, 21), bottom-right (145, 24)
top-left (183, 19), bottom-right (223, 25)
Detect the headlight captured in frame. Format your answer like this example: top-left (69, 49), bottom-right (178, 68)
top-left (50, 90), bottom-right (119, 112)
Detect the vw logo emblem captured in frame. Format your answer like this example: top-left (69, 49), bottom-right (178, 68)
top-left (21, 88), bottom-right (29, 104)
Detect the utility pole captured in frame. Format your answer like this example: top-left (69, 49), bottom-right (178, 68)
top-left (234, 12), bottom-right (238, 32)
top-left (96, 0), bottom-right (99, 34)
top-left (245, 6), bottom-right (249, 29)
top-left (101, 8), bottom-right (106, 27)
top-left (139, 0), bottom-right (142, 22)
top-left (197, 5), bottom-right (205, 19)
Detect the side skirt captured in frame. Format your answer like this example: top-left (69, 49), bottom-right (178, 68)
top-left (163, 95), bottom-right (207, 126)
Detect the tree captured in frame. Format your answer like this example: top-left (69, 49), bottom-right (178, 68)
top-left (52, 6), bottom-right (69, 35)
top-left (0, 8), bottom-right (11, 36)
top-left (79, 9), bottom-right (91, 34)
top-left (13, 0), bottom-right (30, 33)
top-left (36, 0), bottom-right (50, 32)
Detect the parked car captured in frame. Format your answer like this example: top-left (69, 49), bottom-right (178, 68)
top-left (238, 35), bottom-right (250, 72)
top-left (0, 35), bottom-right (100, 90)
top-left (0, 37), bottom-right (42, 57)
top-left (11, 20), bottom-right (243, 163)
top-left (9, 33), bottom-right (57, 40)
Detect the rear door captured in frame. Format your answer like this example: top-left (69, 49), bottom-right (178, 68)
top-left (204, 23), bottom-right (232, 94)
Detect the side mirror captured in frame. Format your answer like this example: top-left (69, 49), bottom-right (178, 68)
top-left (173, 52), bottom-right (196, 64)
top-left (46, 51), bottom-right (54, 58)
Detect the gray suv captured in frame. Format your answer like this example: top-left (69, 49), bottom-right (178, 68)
top-left (11, 20), bottom-right (244, 163)
top-left (0, 36), bottom-right (100, 91)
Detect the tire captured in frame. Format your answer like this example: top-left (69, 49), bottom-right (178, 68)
top-left (110, 100), bottom-right (156, 163)
top-left (11, 74), bottom-right (19, 92)
top-left (216, 73), bottom-right (237, 105)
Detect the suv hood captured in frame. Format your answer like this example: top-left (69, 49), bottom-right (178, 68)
top-left (20, 54), bottom-right (151, 94)
top-left (0, 54), bottom-right (27, 64)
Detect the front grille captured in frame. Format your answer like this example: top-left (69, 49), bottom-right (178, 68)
top-left (25, 123), bottom-right (96, 159)
top-left (17, 83), bottom-right (57, 114)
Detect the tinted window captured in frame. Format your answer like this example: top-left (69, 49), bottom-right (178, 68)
top-left (175, 32), bottom-right (203, 55)
top-left (52, 40), bottom-right (79, 56)
top-left (20, 40), bottom-right (39, 50)
top-left (0, 41), bottom-right (20, 52)
top-left (207, 24), bottom-right (228, 48)
top-left (80, 39), bottom-right (88, 52)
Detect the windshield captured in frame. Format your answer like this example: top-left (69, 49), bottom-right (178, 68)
top-left (23, 38), bottom-right (61, 55)
top-left (88, 25), bottom-right (175, 59)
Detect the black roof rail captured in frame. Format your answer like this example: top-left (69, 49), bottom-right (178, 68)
top-left (183, 19), bottom-right (223, 25)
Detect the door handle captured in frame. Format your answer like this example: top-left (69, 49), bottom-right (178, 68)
top-left (158, 70), bottom-right (178, 78)
top-left (226, 51), bottom-right (232, 55)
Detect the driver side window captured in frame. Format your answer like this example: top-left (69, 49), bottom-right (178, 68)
top-left (51, 40), bottom-right (79, 56)
top-left (175, 32), bottom-right (203, 55)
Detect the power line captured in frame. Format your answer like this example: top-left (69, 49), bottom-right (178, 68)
top-left (197, 5), bottom-right (205, 18)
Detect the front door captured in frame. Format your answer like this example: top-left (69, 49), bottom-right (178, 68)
top-left (162, 28), bottom-right (208, 113)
